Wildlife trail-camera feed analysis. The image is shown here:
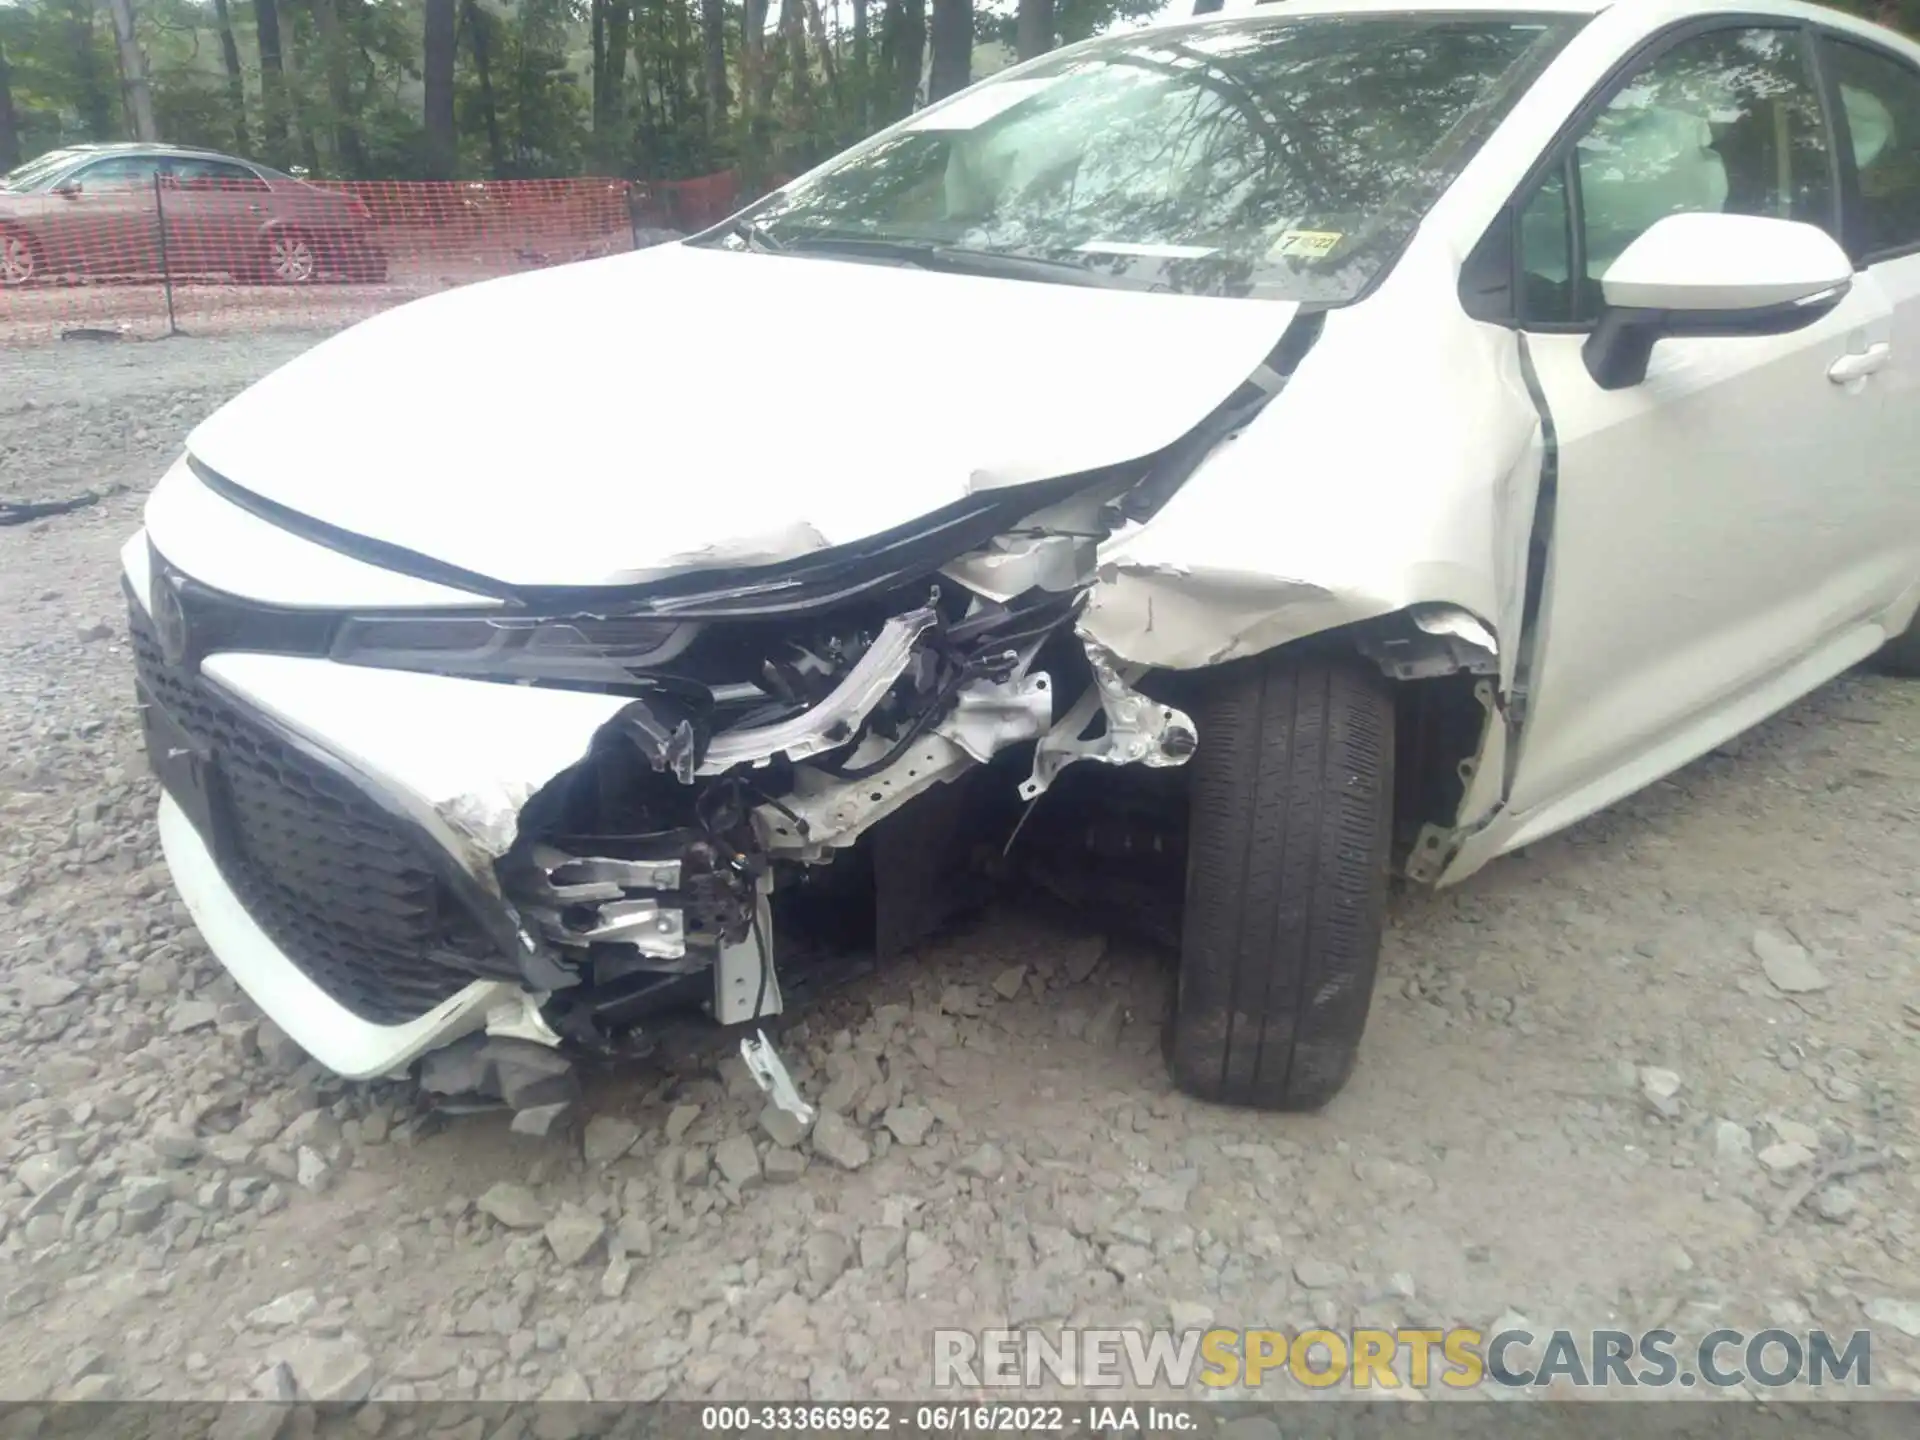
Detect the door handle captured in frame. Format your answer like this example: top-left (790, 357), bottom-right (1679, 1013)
top-left (246, 204), bottom-right (267, 214)
top-left (1828, 343), bottom-right (1891, 383)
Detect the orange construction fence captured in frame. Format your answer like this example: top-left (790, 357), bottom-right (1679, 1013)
top-left (1, 172), bottom-right (749, 345)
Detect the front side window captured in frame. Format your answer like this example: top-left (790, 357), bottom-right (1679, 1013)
top-left (74, 156), bottom-right (167, 190)
top-left (716, 13), bottom-right (1585, 301)
top-left (1824, 39), bottom-right (1920, 258)
top-left (1, 149), bottom-right (84, 192)
top-left (1520, 26), bottom-right (1834, 324)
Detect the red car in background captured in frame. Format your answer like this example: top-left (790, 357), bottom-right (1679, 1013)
top-left (0, 142), bottom-right (387, 286)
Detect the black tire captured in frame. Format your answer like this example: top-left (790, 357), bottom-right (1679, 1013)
top-left (1166, 652), bottom-right (1394, 1111)
top-left (1873, 613), bottom-right (1920, 677)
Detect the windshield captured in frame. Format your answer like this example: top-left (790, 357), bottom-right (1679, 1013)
top-left (713, 13), bottom-right (1583, 301)
top-left (1, 149), bottom-right (84, 193)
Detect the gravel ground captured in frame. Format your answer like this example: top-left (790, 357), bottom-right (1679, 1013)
top-left (2, 331), bottom-right (1919, 1412)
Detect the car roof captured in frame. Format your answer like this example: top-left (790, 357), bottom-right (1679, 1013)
top-left (1196, 0), bottom-right (1606, 14)
top-left (55, 142), bottom-right (255, 163)
top-left (1160, 0), bottom-right (1920, 60)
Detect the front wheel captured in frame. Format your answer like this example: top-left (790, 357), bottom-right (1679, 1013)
top-left (1165, 652), bottom-right (1395, 1111)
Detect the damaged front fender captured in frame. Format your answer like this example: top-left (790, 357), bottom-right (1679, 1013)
top-left (1077, 244), bottom-right (1542, 679)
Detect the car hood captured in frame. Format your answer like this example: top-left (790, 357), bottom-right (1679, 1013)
top-left (185, 242), bottom-right (1301, 590)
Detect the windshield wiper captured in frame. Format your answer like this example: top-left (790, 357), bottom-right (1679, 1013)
top-left (731, 218), bottom-right (784, 252)
top-left (776, 234), bottom-right (1109, 287)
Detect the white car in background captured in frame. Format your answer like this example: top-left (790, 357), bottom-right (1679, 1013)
top-left (123, 0), bottom-right (1920, 1114)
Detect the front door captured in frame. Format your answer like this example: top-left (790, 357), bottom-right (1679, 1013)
top-left (1504, 22), bottom-right (1905, 824)
top-left (44, 155), bottom-right (166, 275)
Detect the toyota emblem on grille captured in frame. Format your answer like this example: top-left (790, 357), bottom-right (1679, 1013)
top-left (151, 570), bottom-right (190, 668)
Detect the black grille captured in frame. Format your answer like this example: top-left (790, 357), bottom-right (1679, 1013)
top-left (131, 601), bottom-right (508, 1025)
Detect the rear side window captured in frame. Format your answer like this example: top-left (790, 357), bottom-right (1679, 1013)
top-left (166, 158), bottom-right (270, 193)
top-left (1513, 26), bottom-right (1835, 325)
top-left (1823, 39), bottom-right (1920, 259)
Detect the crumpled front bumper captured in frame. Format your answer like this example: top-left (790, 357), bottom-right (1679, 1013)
top-left (154, 792), bottom-right (525, 1078)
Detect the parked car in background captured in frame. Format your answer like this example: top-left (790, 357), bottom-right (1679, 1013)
top-left (0, 142), bottom-right (386, 287)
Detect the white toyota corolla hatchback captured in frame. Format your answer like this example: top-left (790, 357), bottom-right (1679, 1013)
top-left (123, 0), bottom-right (1920, 1113)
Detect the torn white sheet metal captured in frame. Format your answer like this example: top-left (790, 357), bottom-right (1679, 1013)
top-left (741, 1030), bottom-right (815, 1125)
top-left (201, 651), bottom-right (629, 867)
top-left (699, 607), bottom-right (938, 774)
top-left (484, 993), bottom-right (563, 1048)
top-left (1079, 244), bottom-right (1538, 675)
top-left (715, 876), bottom-right (781, 1024)
top-left (758, 734), bottom-right (977, 858)
top-left (1020, 643), bottom-right (1196, 801)
top-left (941, 532), bottom-right (1097, 602)
top-left (529, 847), bottom-right (682, 900)
top-left (1354, 603), bottom-right (1501, 681)
top-left (936, 672), bottom-right (1054, 765)
top-left (184, 243), bottom-right (1303, 590)
top-left (753, 666), bottom-right (1055, 856)
top-left (539, 898), bottom-right (687, 954)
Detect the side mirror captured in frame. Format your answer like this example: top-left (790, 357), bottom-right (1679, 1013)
top-left (1582, 212), bottom-right (1854, 390)
top-left (53, 178), bottom-right (82, 198)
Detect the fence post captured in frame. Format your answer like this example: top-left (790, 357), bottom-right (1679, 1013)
top-left (152, 172), bottom-right (179, 337)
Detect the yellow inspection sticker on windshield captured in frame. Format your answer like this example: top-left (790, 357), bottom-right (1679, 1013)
top-left (1272, 230), bottom-right (1344, 259)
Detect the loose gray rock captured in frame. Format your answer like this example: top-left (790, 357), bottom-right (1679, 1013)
top-left (613, 1213), bottom-right (653, 1258)
top-left (544, 1204), bottom-right (606, 1266)
top-left (1063, 935), bottom-right (1107, 984)
top-left (583, 1115), bottom-right (641, 1165)
top-left (1754, 929), bottom-right (1829, 993)
top-left (510, 1102), bottom-right (569, 1138)
top-left (16, 972), bottom-right (80, 1010)
top-left (765, 1147), bottom-right (808, 1183)
top-left (476, 1182), bottom-right (547, 1230)
top-left (805, 1232), bottom-right (853, 1291)
top-left (811, 1111), bottom-right (871, 1171)
top-left (1639, 1066), bottom-right (1681, 1101)
top-left (168, 1000), bottom-right (219, 1034)
top-left (1813, 1185), bottom-right (1859, 1224)
top-left (1293, 1257), bottom-right (1349, 1289)
top-left (18, 1153), bottom-right (77, 1197)
top-left (295, 1146), bottom-right (330, 1192)
top-left (859, 1227), bottom-right (907, 1270)
top-left (906, 1239), bottom-right (954, 1292)
top-left (664, 1104), bottom-right (701, 1142)
top-left (957, 1142), bottom-right (1006, 1180)
top-left (1085, 997), bottom-right (1125, 1049)
top-left (992, 966), bottom-right (1027, 1000)
top-left (759, 1104), bottom-right (810, 1148)
top-left (939, 984), bottom-right (982, 1017)
top-left (122, 1176), bottom-right (171, 1217)
top-left (883, 1105), bottom-right (934, 1147)
top-left (1713, 1120), bottom-right (1754, 1165)
top-left (713, 1133), bottom-right (761, 1187)
top-left (1864, 1298), bottom-right (1920, 1338)
top-left (278, 1336), bottom-right (374, 1407)
top-left (20, 1165), bottom-right (84, 1213)
top-left (1758, 1141), bottom-right (1815, 1174)
top-left (247, 1288), bottom-right (320, 1330)
top-left (600, 1253), bottom-right (633, 1299)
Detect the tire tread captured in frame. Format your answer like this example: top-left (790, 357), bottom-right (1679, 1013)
top-left (1168, 654), bottom-right (1393, 1110)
